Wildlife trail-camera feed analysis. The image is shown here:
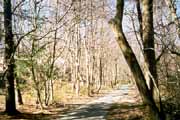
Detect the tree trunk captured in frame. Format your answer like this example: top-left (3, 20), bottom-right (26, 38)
top-left (142, 0), bottom-right (157, 96)
top-left (93, 57), bottom-right (103, 94)
top-left (109, 0), bottom-right (164, 119)
top-left (16, 79), bottom-right (23, 105)
top-left (142, 0), bottom-right (164, 114)
top-left (4, 0), bottom-right (19, 115)
top-left (136, 0), bottom-right (143, 40)
top-left (31, 62), bottom-right (43, 109)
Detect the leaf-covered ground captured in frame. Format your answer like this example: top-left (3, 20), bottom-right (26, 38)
top-left (0, 85), bottom-right (145, 120)
top-left (0, 89), bottom-right (112, 120)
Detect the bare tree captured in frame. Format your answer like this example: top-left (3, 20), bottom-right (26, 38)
top-left (109, 0), bottom-right (165, 119)
top-left (4, 0), bottom-right (19, 115)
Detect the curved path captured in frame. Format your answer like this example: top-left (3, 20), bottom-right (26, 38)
top-left (57, 85), bottom-right (139, 120)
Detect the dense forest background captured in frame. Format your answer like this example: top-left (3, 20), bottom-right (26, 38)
top-left (0, 0), bottom-right (180, 120)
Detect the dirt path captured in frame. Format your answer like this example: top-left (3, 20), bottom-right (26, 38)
top-left (56, 85), bottom-right (140, 120)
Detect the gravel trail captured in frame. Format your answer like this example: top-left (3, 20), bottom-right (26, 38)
top-left (57, 85), bottom-right (138, 120)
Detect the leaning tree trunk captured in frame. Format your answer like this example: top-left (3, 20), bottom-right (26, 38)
top-left (4, 0), bottom-right (19, 115)
top-left (109, 0), bottom-right (164, 119)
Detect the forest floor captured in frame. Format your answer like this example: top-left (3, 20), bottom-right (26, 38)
top-left (57, 84), bottom-right (143, 120)
top-left (0, 84), bottom-right (144, 120)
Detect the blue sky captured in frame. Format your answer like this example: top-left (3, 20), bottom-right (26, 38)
top-left (176, 0), bottom-right (180, 17)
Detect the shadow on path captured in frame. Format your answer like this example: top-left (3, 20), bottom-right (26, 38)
top-left (0, 85), bottom-right (140, 120)
top-left (57, 84), bottom-right (140, 120)
top-left (107, 103), bottom-right (147, 120)
top-left (59, 103), bottom-right (110, 120)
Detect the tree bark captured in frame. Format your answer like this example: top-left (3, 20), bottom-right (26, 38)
top-left (109, 0), bottom-right (164, 119)
top-left (16, 79), bottom-right (23, 105)
top-left (142, 0), bottom-right (157, 95)
top-left (136, 0), bottom-right (143, 40)
top-left (4, 0), bottom-right (19, 115)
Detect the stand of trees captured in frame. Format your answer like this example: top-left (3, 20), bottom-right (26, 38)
top-left (0, 0), bottom-right (180, 119)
